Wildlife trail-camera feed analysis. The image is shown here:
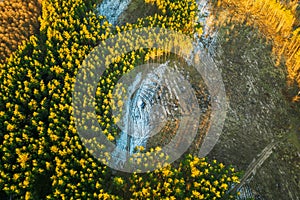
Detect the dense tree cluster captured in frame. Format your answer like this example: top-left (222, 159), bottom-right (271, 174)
top-left (0, 0), bottom-right (239, 199)
top-left (126, 155), bottom-right (239, 200)
top-left (0, 0), bottom-right (41, 64)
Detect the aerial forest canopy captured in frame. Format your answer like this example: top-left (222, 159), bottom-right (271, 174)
top-left (0, 0), bottom-right (239, 199)
top-left (0, 0), bottom-right (41, 64)
top-left (0, 0), bottom-right (299, 199)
